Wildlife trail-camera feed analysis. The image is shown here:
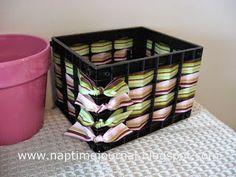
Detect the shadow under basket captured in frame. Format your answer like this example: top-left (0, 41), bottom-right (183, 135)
top-left (51, 27), bottom-right (203, 152)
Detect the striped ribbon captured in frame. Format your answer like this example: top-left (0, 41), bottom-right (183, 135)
top-left (114, 37), bottom-right (133, 61)
top-left (155, 42), bottom-right (171, 54)
top-left (79, 72), bottom-right (129, 97)
top-left (128, 64), bottom-right (179, 88)
top-left (71, 43), bottom-right (89, 56)
top-left (176, 98), bottom-right (194, 113)
top-left (65, 122), bottom-right (133, 143)
top-left (175, 59), bottom-right (201, 113)
top-left (65, 105), bottom-right (173, 143)
top-left (182, 59), bottom-right (201, 74)
top-left (77, 108), bottom-right (132, 128)
top-left (180, 72), bottom-right (199, 88)
top-left (75, 93), bottom-right (133, 113)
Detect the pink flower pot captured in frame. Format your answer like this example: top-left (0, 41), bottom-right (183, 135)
top-left (0, 34), bottom-right (50, 145)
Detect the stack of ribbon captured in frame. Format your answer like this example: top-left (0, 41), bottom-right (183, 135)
top-left (146, 39), bottom-right (172, 57)
top-left (70, 37), bottom-right (133, 65)
top-left (65, 60), bottom-right (77, 116)
top-left (114, 37), bottom-right (133, 61)
top-left (176, 59), bottom-right (201, 113)
top-left (53, 53), bottom-right (64, 105)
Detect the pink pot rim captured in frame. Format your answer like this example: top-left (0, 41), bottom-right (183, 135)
top-left (0, 34), bottom-right (51, 89)
top-left (0, 34), bottom-right (50, 66)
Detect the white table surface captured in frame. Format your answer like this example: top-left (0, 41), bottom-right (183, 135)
top-left (0, 102), bottom-right (236, 177)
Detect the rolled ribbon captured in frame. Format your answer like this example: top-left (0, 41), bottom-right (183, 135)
top-left (75, 93), bottom-right (133, 113)
top-left (79, 72), bottom-right (129, 97)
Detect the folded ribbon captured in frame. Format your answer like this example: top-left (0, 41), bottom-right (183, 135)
top-left (79, 72), bottom-right (129, 97)
top-left (65, 115), bottom-right (149, 143)
top-left (75, 93), bottom-right (133, 113)
top-left (65, 105), bottom-right (174, 143)
top-left (176, 98), bottom-right (194, 113)
top-left (126, 114), bottom-right (149, 131)
top-left (180, 72), bottom-right (199, 88)
top-left (78, 108), bottom-right (132, 128)
top-left (129, 78), bottom-right (177, 103)
top-left (65, 122), bottom-right (133, 143)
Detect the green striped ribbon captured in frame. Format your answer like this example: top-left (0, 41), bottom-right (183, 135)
top-left (53, 53), bottom-right (61, 65)
top-left (182, 59), bottom-right (201, 74)
top-left (127, 99), bottom-right (151, 116)
top-left (128, 65), bottom-right (179, 88)
top-left (155, 42), bottom-right (171, 54)
top-left (67, 88), bottom-right (75, 101)
top-left (78, 108), bottom-right (132, 128)
top-left (79, 73), bottom-right (129, 97)
top-left (55, 77), bottom-right (62, 88)
top-left (114, 38), bottom-right (133, 50)
top-left (146, 40), bottom-right (153, 50)
top-left (178, 86), bottom-right (196, 100)
top-left (154, 92), bottom-right (175, 107)
top-left (91, 40), bottom-right (112, 53)
top-left (65, 59), bottom-right (74, 75)
top-left (157, 65), bottom-right (179, 81)
top-left (71, 43), bottom-right (89, 56)
top-left (128, 70), bottom-right (154, 88)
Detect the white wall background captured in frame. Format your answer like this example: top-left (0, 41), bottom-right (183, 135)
top-left (1, 0), bottom-right (236, 130)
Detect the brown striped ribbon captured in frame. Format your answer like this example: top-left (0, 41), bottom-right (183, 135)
top-left (75, 93), bottom-right (133, 113)
top-left (65, 105), bottom-right (173, 143)
top-left (65, 122), bottom-right (133, 143)
top-left (129, 78), bottom-right (177, 103)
